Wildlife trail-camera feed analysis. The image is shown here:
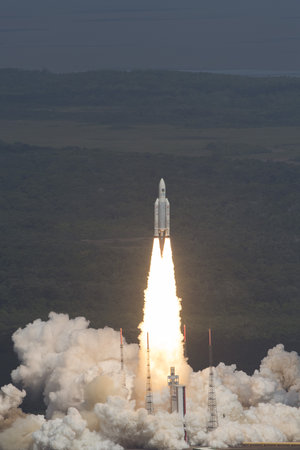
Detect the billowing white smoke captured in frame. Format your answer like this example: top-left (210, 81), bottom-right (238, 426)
top-left (186, 349), bottom-right (300, 447)
top-left (0, 384), bottom-right (43, 450)
top-left (260, 344), bottom-right (300, 398)
top-left (216, 344), bottom-right (300, 408)
top-left (0, 313), bottom-right (300, 449)
top-left (32, 407), bottom-right (123, 450)
top-left (11, 312), bottom-right (139, 417)
top-left (0, 384), bottom-right (25, 419)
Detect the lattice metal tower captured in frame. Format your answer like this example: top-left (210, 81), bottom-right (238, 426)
top-left (183, 324), bottom-right (187, 359)
top-left (145, 332), bottom-right (154, 414)
top-left (120, 328), bottom-right (126, 389)
top-left (207, 328), bottom-right (218, 432)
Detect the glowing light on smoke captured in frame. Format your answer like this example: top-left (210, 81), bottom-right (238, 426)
top-left (139, 238), bottom-right (187, 389)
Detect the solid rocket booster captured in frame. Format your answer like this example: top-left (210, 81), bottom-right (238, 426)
top-left (154, 178), bottom-right (170, 255)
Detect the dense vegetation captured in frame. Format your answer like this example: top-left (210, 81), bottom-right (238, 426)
top-left (0, 69), bottom-right (300, 386)
top-left (1, 141), bottom-right (299, 374)
top-left (0, 69), bottom-right (300, 127)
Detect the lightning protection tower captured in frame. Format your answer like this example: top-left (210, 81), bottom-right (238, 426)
top-left (145, 332), bottom-right (154, 414)
top-left (207, 328), bottom-right (218, 432)
top-left (120, 328), bottom-right (126, 389)
top-left (183, 324), bottom-right (187, 359)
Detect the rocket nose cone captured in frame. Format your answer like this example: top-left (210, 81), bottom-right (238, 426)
top-left (159, 178), bottom-right (166, 190)
top-left (159, 178), bottom-right (166, 196)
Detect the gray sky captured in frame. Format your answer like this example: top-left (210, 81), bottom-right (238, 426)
top-left (1, 0), bottom-right (300, 72)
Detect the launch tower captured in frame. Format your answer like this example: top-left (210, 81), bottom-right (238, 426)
top-left (168, 367), bottom-right (179, 413)
top-left (167, 367), bottom-right (188, 442)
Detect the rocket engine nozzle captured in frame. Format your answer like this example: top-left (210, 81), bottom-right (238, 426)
top-left (159, 232), bottom-right (166, 256)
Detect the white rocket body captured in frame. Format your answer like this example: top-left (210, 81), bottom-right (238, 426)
top-left (154, 178), bottom-right (170, 255)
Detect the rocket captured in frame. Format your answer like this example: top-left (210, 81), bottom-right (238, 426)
top-left (154, 178), bottom-right (170, 255)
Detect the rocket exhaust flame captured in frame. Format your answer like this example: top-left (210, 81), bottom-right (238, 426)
top-left (138, 237), bottom-right (189, 391)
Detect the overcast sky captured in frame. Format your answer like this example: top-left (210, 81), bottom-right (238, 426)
top-left (1, 0), bottom-right (300, 72)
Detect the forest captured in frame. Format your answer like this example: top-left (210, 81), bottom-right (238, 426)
top-left (0, 68), bottom-right (300, 127)
top-left (0, 69), bottom-right (300, 389)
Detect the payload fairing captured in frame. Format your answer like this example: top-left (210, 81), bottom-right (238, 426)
top-left (154, 178), bottom-right (170, 255)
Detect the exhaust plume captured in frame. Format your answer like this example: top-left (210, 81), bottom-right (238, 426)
top-left (138, 238), bottom-right (191, 393)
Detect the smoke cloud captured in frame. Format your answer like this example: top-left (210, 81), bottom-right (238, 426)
top-left (11, 312), bottom-right (139, 418)
top-left (0, 312), bottom-right (300, 449)
top-left (0, 384), bottom-right (25, 420)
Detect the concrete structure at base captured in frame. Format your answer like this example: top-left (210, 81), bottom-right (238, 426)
top-left (176, 384), bottom-right (187, 420)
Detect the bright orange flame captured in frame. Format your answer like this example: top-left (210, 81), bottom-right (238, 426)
top-left (138, 238), bottom-right (189, 390)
